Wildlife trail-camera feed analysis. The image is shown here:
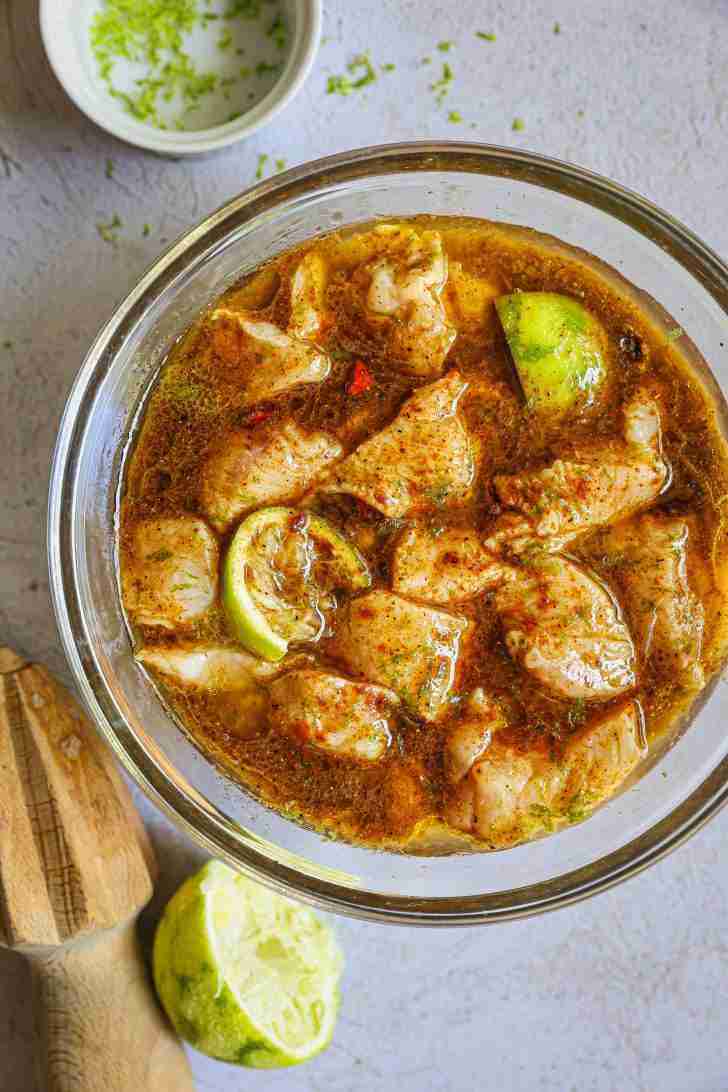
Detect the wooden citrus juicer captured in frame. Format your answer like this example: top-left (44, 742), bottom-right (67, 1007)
top-left (0, 647), bottom-right (195, 1092)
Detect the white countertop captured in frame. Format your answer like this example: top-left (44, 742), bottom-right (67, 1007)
top-left (2, 1), bottom-right (728, 1089)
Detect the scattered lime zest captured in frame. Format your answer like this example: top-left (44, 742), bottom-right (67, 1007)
top-left (267, 13), bottom-right (287, 49)
top-left (512, 116), bottom-right (525, 131)
top-left (326, 52), bottom-right (378, 96)
top-left (255, 59), bottom-right (280, 76)
top-left (97, 213), bottom-right (122, 244)
top-left (90, 0), bottom-right (288, 131)
top-left (142, 222), bottom-right (151, 236)
top-left (430, 61), bottom-right (453, 105)
top-left (448, 110), bottom-right (462, 123)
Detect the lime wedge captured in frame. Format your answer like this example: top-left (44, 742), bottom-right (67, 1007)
top-left (153, 860), bottom-right (343, 1068)
top-left (496, 291), bottom-right (607, 414)
top-left (223, 506), bottom-right (370, 662)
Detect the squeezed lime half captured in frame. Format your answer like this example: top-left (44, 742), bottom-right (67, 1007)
top-left (153, 859), bottom-right (343, 1067)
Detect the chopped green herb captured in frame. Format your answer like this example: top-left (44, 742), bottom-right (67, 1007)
top-left (255, 152), bottom-right (268, 179)
top-left (217, 28), bottom-right (232, 49)
top-left (430, 61), bottom-right (453, 105)
top-left (274, 157), bottom-right (286, 172)
top-left (512, 116), bottom-right (525, 131)
top-left (476, 30), bottom-right (496, 41)
top-left (2, 340), bottom-right (13, 350)
top-left (553, 21), bottom-right (561, 34)
top-left (147, 547), bottom-right (173, 562)
top-left (381, 62), bottom-right (396, 72)
top-left (97, 213), bottom-right (122, 244)
top-left (437, 40), bottom-right (453, 52)
top-left (421, 55), bottom-right (432, 65)
top-left (142, 222), bottom-right (151, 236)
top-left (448, 110), bottom-right (462, 123)
top-left (105, 157), bottom-right (115, 179)
top-left (576, 108), bottom-right (584, 119)
top-left (239, 65), bottom-right (252, 77)
top-left (666, 327), bottom-right (683, 342)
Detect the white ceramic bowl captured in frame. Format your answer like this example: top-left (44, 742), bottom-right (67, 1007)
top-left (40, 0), bottom-right (321, 156)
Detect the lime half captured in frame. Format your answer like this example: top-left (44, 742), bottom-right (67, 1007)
top-left (153, 859), bottom-right (343, 1068)
top-left (223, 506), bottom-right (370, 662)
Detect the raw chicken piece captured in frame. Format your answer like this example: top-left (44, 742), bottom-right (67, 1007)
top-left (200, 420), bottom-right (343, 533)
top-left (392, 524), bottom-right (508, 603)
top-left (445, 699), bottom-right (645, 846)
top-left (344, 226), bottom-right (456, 377)
top-left (601, 513), bottom-right (705, 684)
top-left (289, 252), bottom-right (328, 339)
top-left (209, 308), bottom-right (330, 407)
top-left (495, 555), bottom-right (636, 700)
top-left (486, 391), bottom-right (669, 556)
top-left (322, 372), bottom-right (475, 518)
top-left (444, 688), bottom-right (507, 783)
top-left (268, 669), bottom-right (398, 761)
top-left (330, 589), bottom-right (470, 721)
top-left (122, 517), bottom-right (218, 630)
top-left (136, 644), bottom-right (288, 688)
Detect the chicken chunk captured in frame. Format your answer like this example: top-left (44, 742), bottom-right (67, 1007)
top-left (268, 669), bottom-right (398, 761)
top-left (445, 699), bottom-right (646, 846)
top-left (322, 372), bottom-right (475, 518)
top-left (289, 252), bottom-right (328, 339)
top-left (330, 589), bottom-right (470, 721)
top-left (444, 688), bottom-right (507, 783)
top-left (342, 226), bottom-right (456, 377)
top-left (209, 308), bottom-right (330, 407)
top-left (494, 555), bottom-right (636, 700)
top-left (122, 517), bottom-right (218, 629)
top-left (200, 420), bottom-right (343, 533)
top-left (392, 524), bottom-right (508, 603)
top-left (136, 644), bottom-right (287, 688)
top-left (601, 513), bottom-right (705, 684)
top-left (486, 391), bottom-right (669, 556)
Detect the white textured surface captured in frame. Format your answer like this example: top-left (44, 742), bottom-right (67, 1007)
top-left (2, 1), bottom-right (728, 1089)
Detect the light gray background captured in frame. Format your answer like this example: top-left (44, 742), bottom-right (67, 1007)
top-left (2, 1), bottom-right (728, 1089)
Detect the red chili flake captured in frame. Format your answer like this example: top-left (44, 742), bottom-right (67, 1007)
top-left (248, 408), bottom-right (273, 425)
top-left (348, 360), bottom-right (374, 396)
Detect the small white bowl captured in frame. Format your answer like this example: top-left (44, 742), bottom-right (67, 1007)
top-left (40, 0), bottom-right (321, 156)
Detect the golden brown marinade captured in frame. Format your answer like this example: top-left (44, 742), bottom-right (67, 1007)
top-left (119, 216), bottom-right (728, 851)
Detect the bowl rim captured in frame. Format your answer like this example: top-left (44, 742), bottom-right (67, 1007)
top-left (48, 141), bottom-right (728, 925)
top-left (39, 0), bottom-right (322, 155)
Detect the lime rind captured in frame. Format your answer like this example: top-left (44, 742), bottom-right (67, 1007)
top-left (223, 506), bottom-right (370, 662)
top-left (153, 860), bottom-right (343, 1068)
top-left (496, 291), bottom-right (607, 413)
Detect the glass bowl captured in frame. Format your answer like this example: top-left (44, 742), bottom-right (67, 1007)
top-left (48, 143), bottom-right (728, 925)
